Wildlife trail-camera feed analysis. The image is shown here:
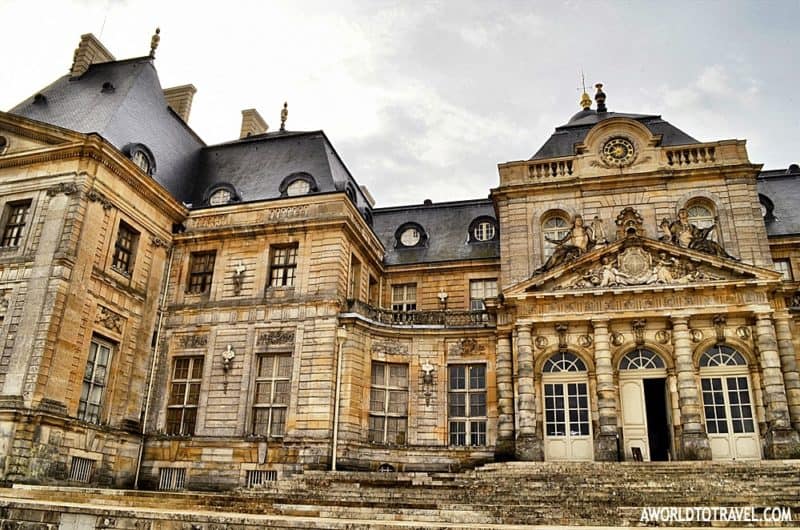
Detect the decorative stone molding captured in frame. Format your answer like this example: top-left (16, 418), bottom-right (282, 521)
top-left (86, 189), bottom-right (114, 210)
top-left (256, 330), bottom-right (295, 346)
top-left (655, 329), bottom-right (671, 344)
top-left (713, 314), bottom-right (727, 343)
top-left (45, 182), bottom-right (80, 196)
top-left (631, 319), bottom-right (646, 345)
top-left (149, 236), bottom-right (171, 249)
top-left (178, 334), bottom-right (208, 349)
top-left (577, 335), bottom-right (593, 348)
top-left (555, 323), bottom-right (568, 351)
top-left (736, 325), bottom-right (752, 340)
top-left (610, 332), bottom-right (624, 347)
top-left (95, 305), bottom-right (124, 334)
top-left (371, 340), bottom-right (409, 355)
top-left (690, 329), bottom-right (704, 343)
top-left (534, 336), bottom-right (549, 349)
top-left (232, 260), bottom-right (246, 296)
top-left (615, 207), bottom-right (645, 239)
top-left (448, 338), bottom-right (485, 356)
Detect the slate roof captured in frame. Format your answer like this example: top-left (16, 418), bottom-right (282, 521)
top-left (372, 199), bottom-right (499, 265)
top-left (10, 58), bottom-right (205, 201)
top-left (757, 165), bottom-right (800, 237)
top-left (531, 110), bottom-right (699, 160)
top-left (193, 130), bottom-right (373, 213)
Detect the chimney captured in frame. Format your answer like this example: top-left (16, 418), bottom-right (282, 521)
top-left (163, 84), bottom-right (197, 123)
top-left (70, 33), bottom-right (115, 78)
top-left (240, 109), bottom-right (268, 138)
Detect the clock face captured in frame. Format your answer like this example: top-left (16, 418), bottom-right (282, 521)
top-left (400, 227), bottom-right (421, 246)
top-left (602, 137), bottom-right (636, 166)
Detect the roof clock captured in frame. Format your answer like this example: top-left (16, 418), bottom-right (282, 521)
top-left (601, 136), bottom-right (636, 167)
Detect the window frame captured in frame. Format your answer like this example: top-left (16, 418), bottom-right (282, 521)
top-left (77, 337), bottom-right (114, 424)
top-left (394, 222), bottom-right (427, 249)
top-left (279, 172), bottom-right (317, 197)
top-left (391, 283), bottom-right (417, 312)
top-left (774, 259), bottom-right (793, 281)
top-left (0, 199), bottom-right (32, 248)
top-left (251, 352), bottom-right (292, 438)
top-left (166, 356), bottom-right (204, 436)
top-left (685, 202), bottom-right (717, 241)
top-left (469, 278), bottom-right (498, 311)
top-left (111, 220), bottom-right (139, 275)
top-left (368, 361), bottom-right (409, 445)
top-left (468, 216), bottom-right (498, 243)
top-left (542, 213), bottom-right (570, 258)
top-left (448, 363), bottom-right (487, 446)
top-left (268, 244), bottom-right (298, 288)
top-left (186, 251), bottom-right (217, 295)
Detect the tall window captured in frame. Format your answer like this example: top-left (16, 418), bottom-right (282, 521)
top-left (349, 256), bottom-right (362, 300)
top-left (774, 259), bottom-right (793, 281)
top-left (112, 221), bottom-right (138, 274)
top-left (0, 200), bottom-right (31, 248)
top-left (448, 364), bottom-right (486, 446)
top-left (269, 245), bottom-right (298, 287)
top-left (542, 215), bottom-right (570, 258)
top-left (391, 284), bottom-right (416, 312)
top-left (166, 356), bottom-right (204, 435)
top-left (187, 251), bottom-right (216, 294)
top-left (469, 279), bottom-right (498, 311)
top-left (252, 353), bottom-right (292, 437)
top-left (78, 338), bottom-right (113, 424)
top-left (686, 203), bottom-right (716, 241)
top-left (369, 362), bottom-right (408, 444)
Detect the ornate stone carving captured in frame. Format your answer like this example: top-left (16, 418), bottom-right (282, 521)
top-left (667, 208), bottom-right (737, 260)
top-left (86, 189), bottom-right (114, 210)
top-left (221, 344), bottom-right (235, 372)
top-left (149, 236), bottom-right (171, 249)
top-left (610, 332), bottom-right (624, 346)
top-left (655, 329), bottom-right (671, 344)
top-left (632, 319), bottom-right (646, 345)
top-left (590, 216), bottom-right (608, 245)
top-left (232, 260), bottom-right (246, 296)
top-left (178, 334), bottom-right (208, 349)
top-left (555, 323), bottom-right (568, 351)
top-left (713, 314), bottom-right (727, 343)
top-left (534, 336), bottom-right (549, 349)
top-left (736, 326), bottom-right (752, 340)
top-left (577, 334), bottom-right (593, 348)
top-left (257, 330), bottom-right (295, 346)
top-left (448, 338), bottom-right (485, 356)
top-left (615, 207), bottom-right (645, 239)
top-left (420, 361), bottom-right (435, 406)
top-left (690, 329), bottom-right (704, 343)
top-left (535, 214), bottom-right (595, 274)
top-left (46, 182), bottom-right (79, 196)
top-left (372, 340), bottom-right (409, 355)
top-left (95, 305), bottom-right (124, 334)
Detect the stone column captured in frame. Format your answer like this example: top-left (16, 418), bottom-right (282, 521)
top-left (671, 316), bottom-right (711, 460)
top-left (515, 323), bottom-right (543, 460)
top-left (773, 312), bottom-right (800, 433)
top-left (755, 313), bottom-right (800, 458)
top-left (495, 332), bottom-right (515, 459)
top-left (592, 320), bottom-right (618, 461)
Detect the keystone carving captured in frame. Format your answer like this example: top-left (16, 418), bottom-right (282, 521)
top-left (45, 182), bottom-right (80, 196)
top-left (95, 305), bottom-right (124, 334)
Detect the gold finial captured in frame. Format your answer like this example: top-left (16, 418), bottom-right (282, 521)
top-left (579, 71), bottom-right (591, 110)
top-left (149, 27), bottom-right (161, 58)
top-left (280, 101), bottom-right (288, 131)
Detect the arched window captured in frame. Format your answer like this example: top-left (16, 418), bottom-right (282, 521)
top-left (543, 352), bottom-right (587, 373)
top-left (758, 194), bottom-right (775, 222)
top-left (619, 348), bottom-right (666, 370)
top-left (203, 183), bottom-right (240, 206)
top-left (699, 345), bottom-right (747, 367)
top-left (124, 143), bottom-right (156, 177)
top-left (468, 216), bottom-right (498, 243)
top-left (542, 214), bottom-right (570, 258)
top-left (279, 172), bottom-right (317, 197)
top-left (686, 202), bottom-right (716, 241)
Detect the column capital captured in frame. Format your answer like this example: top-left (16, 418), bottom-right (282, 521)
top-left (591, 319), bottom-right (610, 330)
top-left (516, 323), bottom-right (533, 334)
top-left (671, 316), bottom-right (689, 327)
top-left (754, 311), bottom-right (774, 322)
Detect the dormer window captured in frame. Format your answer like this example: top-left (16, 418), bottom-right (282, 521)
top-left (345, 183), bottom-right (357, 204)
top-left (124, 144), bottom-right (156, 177)
top-left (759, 194), bottom-right (775, 222)
top-left (209, 188), bottom-right (232, 206)
top-left (203, 183), bottom-right (240, 206)
top-left (279, 172), bottom-right (317, 197)
top-left (468, 216), bottom-right (498, 243)
top-left (395, 222), bottom-right (427, 248)
top-left (0, 136), bottom-right (7, 156)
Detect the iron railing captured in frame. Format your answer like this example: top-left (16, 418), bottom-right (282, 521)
top-left (345, 299), bottom-right (495, 328)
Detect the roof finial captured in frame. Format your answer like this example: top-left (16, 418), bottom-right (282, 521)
top-left (280, 101), bottom-right (288, 131)
top-left (149, 27), bottom-right (161, 58)
top-left (594, 83), bottom-right (607, 113)
top-left (579, 71), bottom-right (591, 110)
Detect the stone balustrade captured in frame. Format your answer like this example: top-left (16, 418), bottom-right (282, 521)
top-left (665, 145), bottom-right (716, 167)
top-left (345, 299), bottom-right (495, 328)
top-left (527, 157), bottom-right (575, 179)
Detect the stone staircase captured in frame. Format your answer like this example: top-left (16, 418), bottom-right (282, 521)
top-left (1, 460), bottom-right (798, 528)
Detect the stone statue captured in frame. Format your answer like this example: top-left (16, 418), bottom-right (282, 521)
top-left (658, 218), bottom-right (672, 242)
top-left (535, 215), bottom-right (594, 274)
top-left (669, 208), bottom-right (737, 260)
top-left (598, 255), bottom-right (633, 287)
top-left (591, 216), bottom-right (608, 245)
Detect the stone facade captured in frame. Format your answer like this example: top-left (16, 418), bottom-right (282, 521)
top-left (0, 35), bottom-right (798, 491)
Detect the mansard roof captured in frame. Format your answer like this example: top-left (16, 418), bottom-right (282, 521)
top-left (531, 110), bottom-right (698, 160)
top-left (10, 57), bottom-right (205, 201)
top-left (372, 199), bottom-right (499, 266)
top-left (758, 165), bottom-right (800, 237)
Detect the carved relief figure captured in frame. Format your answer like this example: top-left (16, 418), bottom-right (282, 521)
top-left (535, 215), bottom-right (594, 274)
top-left (669, 208), bottom-right (737, 260)
top-left (591, 216), bottom-right (608, 245)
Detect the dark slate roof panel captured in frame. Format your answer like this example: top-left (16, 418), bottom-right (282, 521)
top-left (372, 199), bottom-right (499, 265)
top-left (758, 168), bottom-right (800, 237)
top-left (9, 58), bottom-right (205, 200)
top-left (531, 112), bottom-right (699, 160)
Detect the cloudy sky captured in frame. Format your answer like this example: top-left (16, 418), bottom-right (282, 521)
top-left (1, 0), bottom-right (798, 206)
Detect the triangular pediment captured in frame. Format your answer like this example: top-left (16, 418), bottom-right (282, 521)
top-left (505, 236), bottom-right (780, 298)
top-left (0, 112), bottom-right (86, 156)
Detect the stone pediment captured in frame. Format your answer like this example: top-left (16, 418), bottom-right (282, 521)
top-left (505, 237), bottom-right (780, 297)
top-left (0, 112), bottom-right (85, 156)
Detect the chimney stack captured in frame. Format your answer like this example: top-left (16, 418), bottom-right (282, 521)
top-left (240, 109), bottom-right (268, 138)
top-left (70, 33), bottom-right (115, 78)
top-left (163, 84), bottom-right (197, 123)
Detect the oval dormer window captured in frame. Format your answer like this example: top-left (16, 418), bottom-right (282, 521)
top-left (124, 143), bottom-right (156, 177)
top-left (287, 179), bottom-right (311, 196)
top-left (468, 216), bottom-right (498, 243)
top-left (279, 172), bottom-right (317, 197)
top-left (394, 222), bottom-right (427, 248)
top-left (209, 188), bottom-right (232, 206)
